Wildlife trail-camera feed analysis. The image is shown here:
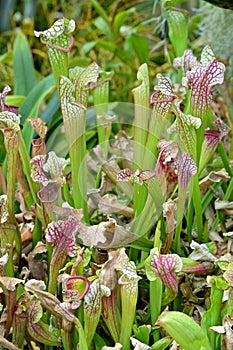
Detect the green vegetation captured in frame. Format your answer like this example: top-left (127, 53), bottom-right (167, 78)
top-left (0, 1), bottom-right (233, 349)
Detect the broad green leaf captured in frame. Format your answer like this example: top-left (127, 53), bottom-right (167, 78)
top-left (181, 257), bottom-right (199, 268)
top-left (19, 74), bottom-right (55, 124)
top-left (45, 125), bottom-right (68, 157)
top-left (127, 33), bottom-right (149, 64)
top-left (40, 92), bottom-right (60, 126)
top-left (13, 31), bottom-right (35, 96)
top-left (18, 74), bottom-right (55, 150)
top-left (158, 311), bottom-right (212, 350)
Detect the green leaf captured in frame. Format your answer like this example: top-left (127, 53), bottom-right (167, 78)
top-left (18, 74), bottom-right (55, 150)
top-left (19, 74), bottom-right (55, 124)
top-left (0, 132), bottom-right (5, 162)
top-left (113, 8), bottom-right (135, 39)
top-left (45, 125), bottom-right (68, 157)
top-left (158, 311), bottom-right (212, 350)
top-left (96, 40), bottom-right (117, 52)
top-left (93, 17), bottom-right (112, 39)
top-left (40, 92), bottom-right (60, 126)
top-left (5, 95), bottom-right (26, 107)
top-left (81, 41), bottom-right (97, 54)
top-left (90, 0), bottom-right (110, 25)
top-left (151, 336), bottom-right (173, 350)
top-left (133, 324), bottom-right (150, 345)
top-left (127, 33), bottom-right (149, 64)
top-left (201, 280), bottom-right (224, 349)
top-left (13, 31), bottom-right (35, 96)
top-left (164, 7), bottom-right (188, 56)
top-left (163, 0), bottom-right (188, 6)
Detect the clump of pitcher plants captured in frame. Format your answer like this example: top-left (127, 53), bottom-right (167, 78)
top-left (0, 7), bottom-right (232, 350)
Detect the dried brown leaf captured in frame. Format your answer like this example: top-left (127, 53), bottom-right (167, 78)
top-left (52, 205), bottom-right (83, 221)
top-left (222, 314), bottom-right (233, 350)
top-left (210, 314), bottom-right (233, 350)
top-left (0, 277), bottom-right (24, 337)
top-left (0, 277), bottom-right (24, 292)
top-left (189, 241), bottom-right (217, 262)
top-left (92, 145), bottom-right (133, 198)
top-left (215, 199), bottom-right (233, 216)
top-left (199, 169), bottom-right (230, 192)
top-left (31, 138), bottom-right (46, 157)
top-left (77, 218), bottom-right (137, 249)
top-left (26, 242), bottom-right (47, 280)
top-left (98, 194), bottom-right (134, 217)
top-left (24, 279), bottom-right (62, 319)
top-left (99, 249), bottom-right (129, 290)
top-left (162, 199), bottom-right (177, 254)
top-left (111, 130), bottom-right (133, 169)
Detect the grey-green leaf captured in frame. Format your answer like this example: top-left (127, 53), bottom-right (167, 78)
top-left (13, 31), bottom-right (35, 96)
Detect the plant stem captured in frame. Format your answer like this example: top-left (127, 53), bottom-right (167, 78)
top-left (186, 197), bottom-right (194, 243)
top-left (192, 174), bottom-right (203, 243)
top-left (132, 177), bottom-right (164, 237)
top-left (150, 221), bottom-right (163, 340)
top-left (0, 164), bottom-right (7, 194)
top-left (18, 132), bottom-right (37, 204)
top-left (174, 195), bottom-right (185, 253)
top-left (4, 129), bottom-right (21, 264)
top-left (150, 278), bottom-right (162, 342)
top-left (69, 136), bottom-right (89, 222)
top-left (144, 108), bottom-right (167, 168)
top-left (132, 64), bottom-right (150, 217)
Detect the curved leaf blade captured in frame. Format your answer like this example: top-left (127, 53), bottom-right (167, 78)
top-left (13, 31), bottom-right (35, 96)
top-left (157, 311), bottom-right (212, 350)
